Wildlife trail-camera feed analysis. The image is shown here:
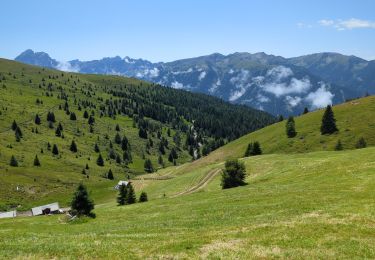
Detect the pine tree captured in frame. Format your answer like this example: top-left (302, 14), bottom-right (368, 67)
top-left (35, 114), bottom-right (41, 125)
top-left (96, 154), bottom-right (104, 166)
top-left (355, 137), bottom-right (367, 149)
top-left (115, 124), bottom-right (120, 131)
top-left (139, 191), bottom-right (148, 202)
top-left (117, 184), bottom-right (127, 205)
top-left (114, 133), bottom-right (122, 144)
top-left (33, 155), bottom-right (41, 166)
top-left (303, 107), bottom-right (309, 114)
top-left (94, 143), bottom-right (100, 153)
top-left (70, 183), bottom-right (95, 217)
top-left (144, 159), bottom-right (154, 173)
top-left (335, 139), bottom-right (343, 151)
top-left (83, 110), bottom-right (89, 118)
top-left (55, 127), bottom-right (62, 137)
top-left (158, 154), bottom-right (164, 166)
top-left (245, 142), bottom-right (262, 156)
top-left (221, 159), bottom-right (247, 189)
top-left (320, 105), bottom-right (338, 135)
top-left (123, 150), bottom-right (132, 164)
top-left (252, 141), bottom-right (262, 155)
top-left (168, 152), bottom-right (173, 162)
top-left (88, 115), bottom-right (95, 125)
top-left (126, 183), bottom-right (136, 204)
top-left (52, 144), bottom-right (59, 155)
top-left (107, 169), bottom-right (114, 180)
top-left (11, 120), bottom-right (18, 131)
top-left (121, 136), bottom-right (129, 151)
top-left (70, 140), bottom-right (78, 152)
top-left (47, 112), bottom-right (56, 122)
top-left (286, 116), bottom-right (297, 138)
top-left (244, 143), bottom-right (253, 157)
top-left (138, 127), bottom-right (147, 139)
top-left (10, 155), bottom-right (18, 167)
top-left (70, 112), bottom-right (77, 120)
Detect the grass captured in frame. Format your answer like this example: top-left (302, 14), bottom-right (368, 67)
top-left (0, 147), bottom-right (374, 258)
top-left (0, 59), bottom-right (192, 210)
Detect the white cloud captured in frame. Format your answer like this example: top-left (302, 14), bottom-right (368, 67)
top-left (229, 70), bottom-right (251, 101)
top-left (136, 68), bottom-right (159, 78)
top-left (285, 96), bottom-right (302, 107)
top-left (266, 66), bottom-right (293, 81)
top-left (209, 79), bottom-right (221, 94)
top-left (198, 71), bottom-right (206, 81)
top-left (261, 77), bottom-right (311, 97)
top-left (171, 68), bottom-right (193, 75)
top-left (319, 18), bottom-right (375, 30)
top-left (56, 61), bottom-right (79, 72)
top-left (171, 81), bottom-right (184, 89)
top-left (305, 83), bottom-right (334, 109)
top-left (257, 94), bottom-right (270, 103)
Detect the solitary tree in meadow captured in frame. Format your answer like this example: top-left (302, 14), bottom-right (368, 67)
top-left (221, 159), bottom-right (247, 189)
top-left (71, 183), bottom-right (95, 217)
top-left (320, 105), bottom-right (338, 135)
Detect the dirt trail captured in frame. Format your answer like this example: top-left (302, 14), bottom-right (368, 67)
top-left (171, 168), bottom-right (221, 197)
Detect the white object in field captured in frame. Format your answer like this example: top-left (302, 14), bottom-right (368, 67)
top-left (0, 210), bottom-right (17, 219)
top-left (114, 180), bottom-right (129, 190)
top-left (31, 202), bottom-right (60, 216)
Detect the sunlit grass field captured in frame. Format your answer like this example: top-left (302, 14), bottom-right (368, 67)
top-left (1, 147), bottom-right (374, 259)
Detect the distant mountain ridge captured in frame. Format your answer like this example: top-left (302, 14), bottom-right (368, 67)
top-left (15, 49), bottom-right (374, 115)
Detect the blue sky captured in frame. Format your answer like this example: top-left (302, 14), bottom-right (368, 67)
top-left (1, 0), bottom-right (374, 62)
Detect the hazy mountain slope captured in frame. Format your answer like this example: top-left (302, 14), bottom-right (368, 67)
top-left (15, 50), bottom-right (374, 116)
top-left (0, 58), bottom-right (273, 210)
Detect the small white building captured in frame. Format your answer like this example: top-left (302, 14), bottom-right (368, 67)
top-left (31, 202), bottom-right (60, 216)
top-left (0, 210), bottom-right (17, 219)
top-left (114, 180), bottom-right (129, 190)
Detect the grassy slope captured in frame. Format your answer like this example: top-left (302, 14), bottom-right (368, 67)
top-left (0, 59), bottom-right (191, 210)
top-left (146, 95), bottom-right (375, 183)
top-left (0, 147), bottom-right (374, 259)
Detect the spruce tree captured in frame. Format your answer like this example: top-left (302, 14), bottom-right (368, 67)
top-left (286, 116), bottom-right (297, 138)
top-left (139, 191), bottom-right (148, 202)
top-left (35, 114), bottom-right (41, 125)
top-left (11, 120), bottom-right (18, 131)
top-left (115, 124), bottom-right (120, 131)
top-left (96, 154), bottom-right (104, 166)
top-left (121, 136), bottom-right (129, 151)
top-left (158, 154), bottom-right (164, 167)
top-left (94, 143), bottom-right (100, 153)
top-left (252, 141), bottom-right (262, 155)
top-left (320, 105), bottom-right (338, 135)
top-left (117, 184), bottom-right (127, 206)
top-left (83, 110), bottom-right (89, 118)
top-left (303, 107), bottom-right (309, 114)
top-left (70, 112), bottom-right (77, 120)
top-left (221, 159), bottom-right (246, 189)
top-left (70, 183), bottom-right (95, 217)
top-left (244, 143), bottom-right (253, 157)
top-left (33, 155), bottom-right (41, 166)
top-left (107, 169), bottom-right (114, 180)
top-left (355, 137), bottom-right (367, 149)
top-left (114, 133), bottom-right (122, 144)
top-left (70, 140), bottom-right (78, 152)
top-left (144, 159), bottom-right (154, 173)
top-left (245, 142), bottom-right (262, 156)
top-left (126, 183), bottom-right (136, 204)
top-left (10, 155), bottom-right (18, 167)
top-left (52, 144), bottom-right (59, 155)
top-left (335, 139), bottom-right (343, 151)
top-left (88, 115), bottom-right (95, 125)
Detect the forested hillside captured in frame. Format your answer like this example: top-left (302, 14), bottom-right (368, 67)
top-left (0, 58), bottom-right (273, 209)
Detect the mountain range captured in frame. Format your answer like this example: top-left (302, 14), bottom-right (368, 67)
top-left (15, 49), bottom-right (374, 115)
